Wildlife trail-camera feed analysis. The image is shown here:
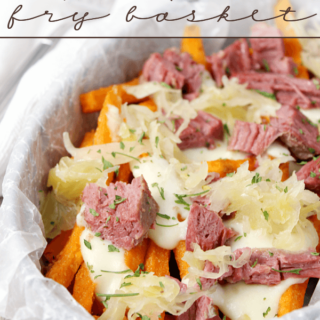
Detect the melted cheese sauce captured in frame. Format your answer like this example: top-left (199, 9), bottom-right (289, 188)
top-left (210, 278), bottom-right (306, 320)
top-left (131, 157), bottom-right (188, 250)
top-left (182, 141), bottom-right (291, 162)
top-left (78, 210), bottom-right (130, 301)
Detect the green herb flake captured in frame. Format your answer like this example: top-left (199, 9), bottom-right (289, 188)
top-left (223, 123), bottom-right (230, 136)
top-left (102, 157), bottom-right (113, 170)
top-left (269, 251), bottom-right (274, 257)
top-left (120, 282), bottom-right (132, 289)
top-left (119, 141), bottom-right (125, 150)
top-left (94, 275), bottom-right (102, 279)
top-left (159, 281), bottom-right (165, 288)
top-left (234, 236), bottom-right (242, 242)
top-left (161, 82), bottom-right (172, 89)
top-left (111, 152), bottom-right (140, 163)
top-left (196, 278), bottom-right (203, 290)
top-left (263, 306), bottom-right (271, 318)
top-left (155, 136), bottom-right (159, 148)
top-left (311, 252), bottom-right (320, 256)
top-left (138, 132), bottom-right (145, 145)
top-left (309, 148), bottom-right (316, 154)
top-left (157, 213), bottom-right (170, 220)
top-left (255, 89), bottom-right (276, 100)
top-left (116, 216), bottom-right (119, 222)
top-left (84, 239), bottom-right (92, 250)
top-left (141, 316), bottom-right (151, 320)
top-left (263, 59), bottom-right (270, 72)
top-left (181, 166), bottom-right (187, 171)
top-left (251, 259), bottom-right (258, 268)
top-left (261, 208), bottom-right (269, 221)
top-left (175, 66), bottom-right (182, 71)
top-left (271, 268), bottom-right (302, 275)
top-left (151, 182), bottom-right (165, 200)
top-left (95, 232), bottom-right (101, 237)
top-left (244, 233), bottom-right (247, 237)
top-left (284, 186), bottom-right (288, 193)
top-left (90, 208), bottom-right (99, 217)
top-left (156, 222), bottom-right (179, 228)
top-left (108, 244), bottom-right (120, 253)
top-left (294, 67), bottom-right (298, 75)
top-left (299, 129), bottom-right (304, 135)
top-left (226, 172), bottom-right (234, 177)
top-left (109, 203), bottom-right (116, 209)
top-left (101, 269), bottom-right (132, 274)
top-left (134, 166), bottom-right (139, 169)
top-left (97, 149), bottom-right (101, 153)
top-left (310, 171), bottom-right (317, 178)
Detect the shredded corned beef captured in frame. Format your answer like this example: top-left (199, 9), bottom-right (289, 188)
top-left (81, 176), bottom-right (159, 250)
top-left (228, 120), bottom-right (281, 156)
top-left (297, 157), bottom-right (320, 193)
top-left (142, 48), bottom-right (205, 101)
top-left (207, 39), bottom-right (252, 87)
top-left (250, 23), bottom-right (297, 75)
top-left (175, 111), bottom-right (223, 150)
top-left (270, 105), bottom-right (320, 160)
top-left (200, 248), bottom-right (320, 287)
top-left (185, 203), bottom-right (237, 252)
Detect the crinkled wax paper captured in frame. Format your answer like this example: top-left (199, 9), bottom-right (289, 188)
top-left (1, 0), bottom-right (320, 319)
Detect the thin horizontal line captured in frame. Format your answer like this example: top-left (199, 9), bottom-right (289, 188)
top-left (0, 36), bottom-right (320, 39)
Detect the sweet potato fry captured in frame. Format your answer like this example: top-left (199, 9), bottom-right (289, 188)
top-left (124, 238), bottom-right (149, 271)
top-left (46, 224), bottom-right (84, 288)
top-left (280, 162), bottom-right (290, 181)
top-left (173, 240), bottom-right (189, 279)
top-left (139, 99), bottom-right (158, 112)
top-left (144, 239), bottom-right (170, 277)
top-left (115, 163), bottom-right (133, 184)
top-left (207, 158), bottom-right (256, 177)
top-left (80, 130), bottom-right (95, 148)
top-left (43, 229), bottom-right (73, 263)
top-left (277, 279), bottom-right (309, 317)
top-left (181, 25), bottom-right (207, 67)
top-left (80, 78), bottom-right (141, 114)
top-left (73, 262), bottom-right (96, 313)
top-left (94, 87), bottom-right (122, 145)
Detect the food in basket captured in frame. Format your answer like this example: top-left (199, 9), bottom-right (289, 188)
top-left (41, 6), bottom-right (320, 320)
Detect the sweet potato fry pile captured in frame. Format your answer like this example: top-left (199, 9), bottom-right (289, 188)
top-left (44, 22), bottom-right (320, 320)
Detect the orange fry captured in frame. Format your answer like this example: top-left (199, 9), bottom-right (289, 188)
top-left (115, 163), bottom-right (133, 184)
top-left (139, 99), bottom-right (158, 112)
top-left (207, 158), bottom-right (256, 177)
top-left (144, 239), bottom-right (170, 277)
top-left (181, 25), bottom-right (207, 67)
top-left (46, 224), bottom-right (84, 288)
top-left (43, 229), bottom-right (72, 264)
top-left (280, 162), bottom-right (290, 181)
top-left (80, 78), bottom-right (141, 114)
top-left (173, 240), bottom-right (189, 279)
top-left (80, 130), bottom-right (95, 148)
top-left (277, 280), bottom-right (309, 317)
top-left (73, 262), bottom-right (96, 313)
top-left (124, 238), bottom-right (149, 271)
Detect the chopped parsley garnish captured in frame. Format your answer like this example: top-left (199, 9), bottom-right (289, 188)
top-left (226, 172), bottom-right (234, 177)
top-left (129, 146), bottom-right (135, 152)
top-left (294, 67), bottom-right (298, 75)
top-left (263, 59), bottom-right (270, 72)
top-left (298, 161), bottom-right (308, 165)
top-left (196, 278), bottom-right (202, 290)
top-left (296, 105), bottom-right (300, 110)
top-left (129, 128), bottom-right (136, 134)
top-left (313, 79), bottom-right (320, 90)
top-left (269, 251), bottom-right (274, 257)
top-left (151, 182), bottom-right (165, 200)
top-left (157, 213), bottom-right (170, 220)
top-left (95, 167), bottom-right (102, 172)
top-left (266, 179), bottom-right (271, 182)
top-left (309, 148), bottom-right (315, 154)
top-left (109, 203), bottom-right (116, 209)
top-left (111, 152), bottom-right (140, 163)
top-left (251, 173), bottom-right (262, 184)
top-left (97, 149), bottom-right (101, 153)
top-left (225, 67), bottom-right (230, 75)
top-left (106, 216), bottom-right (111, 224)
top-left (114, 195), bottom-right (127, 205)
top-left (120, 282), bottom-right (132, 288)
top-left (159, 281), bottom-right (165, 288)
top-left (255, 90), bottom-right (276, 100)
top-left (134, 166), bottom-right (139, 169)
top-left (261, 208), bottom-right (269, 221)
top-left (156, 222), bottom-right (179, 227)
top-left (251, 259), bottom-right (258, 268)
top-left (222, 103), bottom-right (226, 107)
top-left (299, 129), bottom-right (304, 135)
top-left (223, 124), bottom-right (230, 136)
top-left (108, 244), bottom-right (120, 252)
top-left (95, 232), bottom-right (101, 237)
top-left (141, 316), bottom-right (150, 320)
top-left (116, 216), bottom-right (119, 222)
top-left (317, 136), bottom-right (320, 142)
top-left (161, 82), bottom-right (171, 89)
top-left (94, 275), bottom-right (102, 279)
top-left (138, 132), bottom-right (145, 145)
top-left (101, 269), bottom-right (131, 274)
top-left (311, 252), bottom-right (320, 256)
top-left (310, 172), bottom-right (317, 178)
top-left (284, 186), bottom-right (288, 193)
top-left (264, 124), bottom-right (266, 131)
top-left (223, 316), bottom-right (226, 320)
top-left (276, 185), bottom-right (283, 192)
top-left (234, 236), bottom-right (242, 242)
top-left (175, 66), bottom-right (182, 71)
top-left (89, 208), bottom-right (99, 217)
top-left (102, 157), bottom-right (113, 170)
top-left (119, 141), bottom-right (125, 150)
top-left (155, 136), bottom-right (159, 148)
top-left (181, 166), bottom-right (187, 171)
top-left (263, 306), bottom-right (271, 317)
top-left (84, 239), bottom-right (92, 250)
top-left (271, 268), bottom-right (302, 275)
top-left (177, 190), bottom-right (210, 198)
top-left (244, 233), bottom-right (247, 237)
top-left (174, 194), bottom-right (190, 207)
top-left (171, 119), bottom-right (176, 131)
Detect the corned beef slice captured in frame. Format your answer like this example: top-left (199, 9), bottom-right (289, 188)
top-left (82, 176), bottom-right (159, 250)
top-left (207, 39), bottom-right (251, 87)
top-left (228, 120), bottom-right (280, 155)
top-left (185, 203), bottom-right (236, 252)
top-left (176, 111), bottom-right (223, 150)
top-left (297, 158), bottom-right (320, 193)
top-left (250, 23), bottom-right (296, 75)
top-left (142, 48), bottom-right (205, 101)
top-left (270, 105), bottom-right (320, 160)
top-left (200, 248), bottom-right (320, 286)
top-left (234, 72), bottom-right (320, 109)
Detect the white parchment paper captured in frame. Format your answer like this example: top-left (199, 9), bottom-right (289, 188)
top-left (1, 1), bottom-right (320, 319)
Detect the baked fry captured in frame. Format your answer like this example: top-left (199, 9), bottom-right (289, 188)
top-left (280, 162), bottom-right (290, 181)
top-left (43, 229), bottom-right (73, 263)
top-left (80, 78), bottom-right (140, 114)
top-left (139, 99), bottom-right (158, 112)
top-left (278, 279), bottom-right (309, 317)
top-left (80, 130), bottom-right (95, 148)
top-left (73, 262), bottom-right (96, 313)
top-left (115, 163), bottom-right (133, 184)
top-left (181, 25), bottom-right (207, 67)
top-left (124, 238), bottom-right (149, 271)
top-left (144, 239), bottom-right (171, 277)
top-left (207, 158), bottom-right (256, 177)
top-left (173, 240), bottom-right (189, 279)
top-left (46, 224), bottom-right (84, 288)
